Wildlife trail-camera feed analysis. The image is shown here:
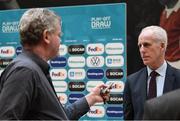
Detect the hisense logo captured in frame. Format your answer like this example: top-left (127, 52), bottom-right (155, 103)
top-left (2, 21), bottom-right (19, 33)
top-left (91, 16), bottom-right (111, 29)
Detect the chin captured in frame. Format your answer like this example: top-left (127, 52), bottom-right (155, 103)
top-left (143, 61), bottom-right (150, 66)
top-left (50, 54), bottom-right (58, 60)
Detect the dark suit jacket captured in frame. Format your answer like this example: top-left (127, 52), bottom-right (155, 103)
top-left (143, 88), bottom-right (180, 120)
top-left (123, 64), bottom-right (180, 120)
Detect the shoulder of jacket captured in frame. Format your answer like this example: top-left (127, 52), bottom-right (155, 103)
top-left (128, 67), bottom-right (146, 79)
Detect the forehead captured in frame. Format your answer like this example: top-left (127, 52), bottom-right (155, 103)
top-left (55, 22), bottom-right (61, 32)
top-left (138, 31), bottom-right (154, 44)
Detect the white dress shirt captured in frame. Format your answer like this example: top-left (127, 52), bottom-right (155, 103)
top-left (147, 61), bottom-right (167, 97)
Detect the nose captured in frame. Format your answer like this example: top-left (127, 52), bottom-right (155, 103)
top-left (59, 38), bottom-right (62, 43)
top-left (139, 45), bottom-right (146, 54)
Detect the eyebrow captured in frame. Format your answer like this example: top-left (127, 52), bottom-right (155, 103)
top-left (138, 42), bottom-right (151, 48)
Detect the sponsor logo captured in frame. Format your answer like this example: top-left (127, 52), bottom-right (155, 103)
top-left (105, 43), bottom-right (124, 54)
top-left (68, 69), bottom-right (85, 80)
top-left (86, 81), bottom-right (104, 92)
top-left (50, 57), bottom-right (67, 67)
top-left (68, 56), bottom-right (85, 67)
top-left (59, 44), bottom-right (67, 56)
top-left (87, 106), bottom-right (105, 117)
top-left (107, 94), bottom-right (123, 104)
top-left (57, 93), bottom-right (68, 104)
top-left (86, 43), bottom-right (104, 55)
top-left (87, 69), bottom-right (104, 79)
top-left (106, 81), bottom-right (124, 93)
top-left (1, 21), bottom-right (19, 33)
top-left (106, 69), bottom-right (124, 79)
top-left (106, 55), bottom-right (124, 67)
top-left (16, 46), bottom-right (22, 55)
top-left (0, 46), bottom-right (15, 58)
top-left (69, 82), bottom-right (85, 91)
top-left (68, 93), bottom-right (84, 103)
top-left (106, 107), bottom-right (123, 117)
top-left (0, 58), bottom-right (13, 68)
top-left (86, 56), bottom-right (104, 67)
top-left (53, 81), bottom-right (67, 92)
top-left (91, 16), bottom-right (111, 29)
top-left (50, 69), bottom-right (67, 80)
top-left (68, 45), bottom-right (85, 55)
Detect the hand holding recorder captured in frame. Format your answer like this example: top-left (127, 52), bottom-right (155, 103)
top-left (100, 82), bottom-right (114, 104)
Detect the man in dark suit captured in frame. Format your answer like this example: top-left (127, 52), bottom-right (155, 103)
top-left (123, 25), bottom-right (180, 120)
top-left (143, 88), bottom-right (180, 120)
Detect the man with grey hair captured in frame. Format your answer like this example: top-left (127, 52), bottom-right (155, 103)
top-left (0, 8), bottom-right (109, 120)
top-left (123, 25), bottom-right (180, 120)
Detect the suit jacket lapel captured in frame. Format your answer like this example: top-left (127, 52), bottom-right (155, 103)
top-left (163, 64), bottom-right (175, 93)
top-left (140, 68), bottom-right (148, 105)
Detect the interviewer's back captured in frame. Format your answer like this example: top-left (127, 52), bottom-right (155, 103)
top-left (143, 88), bottom-right (180, 120)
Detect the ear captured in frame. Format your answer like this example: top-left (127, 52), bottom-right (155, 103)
top-left (161, 42), bottom-right (165, 49)
top-left (160, 42), bottom-right (166, 52)
top-left (43, 29), bottom-right (50, 44)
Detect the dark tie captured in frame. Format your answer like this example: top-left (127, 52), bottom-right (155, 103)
top-left (148, 71), bottom-right (159, 99)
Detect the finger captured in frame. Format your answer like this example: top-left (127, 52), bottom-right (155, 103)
top-left (103, 95), bottom-right (110, 101)
top-left (96, 83), bottom-right (107, 89)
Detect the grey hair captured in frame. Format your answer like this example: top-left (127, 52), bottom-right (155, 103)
top-left (19, 8), bottom-right (61, 46)
top-left (140, 25), bottom-right (168, 49)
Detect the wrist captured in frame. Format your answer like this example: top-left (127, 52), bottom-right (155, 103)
top-left (85, 93), bottom-right (96, 107)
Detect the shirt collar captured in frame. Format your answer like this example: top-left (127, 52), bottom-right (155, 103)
top-left (147, 60), bottom-right (167, 77)
top-left (23, 49), bottom-right (50, 75)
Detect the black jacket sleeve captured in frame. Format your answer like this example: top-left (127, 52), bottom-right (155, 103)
top-left (123, 79), bottom-right (134, 120)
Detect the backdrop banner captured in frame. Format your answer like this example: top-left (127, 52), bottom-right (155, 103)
top-left (0, 3), bottom-right (126, 120)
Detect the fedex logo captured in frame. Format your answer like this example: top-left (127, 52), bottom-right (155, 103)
top-left (87, 106), bottom-right (105, 117)
top-left (57, 93), bottom-right (67, 104)
top-left (0, 46), bottom-right (15, 58)
top-left (106, 81), bottom-right (124, 92)
top-left (86, 43), bottom-right (104, 55)
top-left (88, 47), bottom-right (102, 51)
top-left (50, 69), bottom-right (67, 80)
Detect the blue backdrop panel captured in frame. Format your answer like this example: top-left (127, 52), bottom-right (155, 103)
top-left (0, 3), bottom-right (126, 120)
